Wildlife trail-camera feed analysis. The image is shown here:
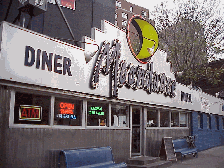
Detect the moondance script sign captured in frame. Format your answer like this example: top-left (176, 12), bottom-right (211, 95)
top-left (91, 40), bottom-right (176, 98)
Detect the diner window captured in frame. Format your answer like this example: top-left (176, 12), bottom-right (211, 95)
top-left (111, 104), bottom-right (129, 127)
top-left (54, 98), bottom-right (82, 126)
top-left (130, 6), bottom-right (133, 12)
top-left (14, 92), bottom-right (50, 125)
top-left (215, 115), bottom-right (219, 130)
top-left (180, 112), bottom-right (188, 127)
top-left (171, 112), bottom-right (179, 127)
top-left (87, 101), bottom-right (109, 126)
top-left (198, 113), bottom-right (203, 129)
top-left (147, 109), bottom-right (158, 127)
top-left (160, 111), bottom-right (169, 127)
top-left (115, 13), bottom-right (117, 19)
top-left (223, 118), bottom-right (224, 129)
top-left (207, 114), bottom-right (211, 129)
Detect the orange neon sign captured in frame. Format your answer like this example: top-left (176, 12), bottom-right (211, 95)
top-left (59, 102), bottom-right (74, 114)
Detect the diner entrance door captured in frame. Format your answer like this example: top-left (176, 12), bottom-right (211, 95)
top-left (131, 106), bottom-right (142, 156)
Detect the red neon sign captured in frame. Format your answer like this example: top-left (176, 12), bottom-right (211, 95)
top-left (19, 105), bottom-right (42, 121)
top-left (59, 102), bottom-right (74, 114)
top-left (61, 0), bottom-right (75, 9)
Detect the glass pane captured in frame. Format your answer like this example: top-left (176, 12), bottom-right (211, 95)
top-left (132, 108), bottom-right (140, 125)
top-left (216, 116), bottom-right (219, 130)
top-left (160, 111), bottom-right (169, 127)
top-left (147, 108), bottom-right (158, 127)
top-left (87, 101), bottom-right (108, 126)
top-left (222, 118), bottom-right (224, 129)
top-left (180, 113), bottom-right (187, 127)
top-left (54, 98), bottom-right (82, 126)
top-left (207, 114), bottom-right (211, 129)
top-left (171, 112), bottom-right (179, 127)
top-left (111, 104), bottom-right (129, 127)
top-left (198, 113), bottom-right (203, 129)
top-left (14, 92), bottom-right (50, 125)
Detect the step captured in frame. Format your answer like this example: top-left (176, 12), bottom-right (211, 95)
top-left (127, 160), bottom-right (172, 168)
top-left (128, 156), bottom-right (160, 165)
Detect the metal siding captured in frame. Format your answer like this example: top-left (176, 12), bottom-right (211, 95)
top-left (146, 128), bottom-right (189, 157)
top-left (4, 127), bottom-right (130, 168)
top-left (0, 86), bottom-right (11, 167)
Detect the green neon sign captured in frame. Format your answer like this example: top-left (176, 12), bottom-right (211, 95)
top-left (89, 106), bottom-right (104, 115)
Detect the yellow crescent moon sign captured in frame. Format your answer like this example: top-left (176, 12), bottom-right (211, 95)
top-left (127, 16), bottom-right (158, 64)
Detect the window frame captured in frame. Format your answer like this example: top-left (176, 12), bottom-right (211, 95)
top-left (10, 89), bottom-right (132, 130)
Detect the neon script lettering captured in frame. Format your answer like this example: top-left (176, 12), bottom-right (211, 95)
top-left (91, 40), bottom-right (176, 98)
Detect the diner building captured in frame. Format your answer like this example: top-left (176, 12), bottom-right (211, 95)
top-left (1, 1), bottom-right (224, 168)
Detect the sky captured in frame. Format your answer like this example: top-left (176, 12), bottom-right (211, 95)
top-left (126, 0), bottom-right (174, 14)
top-left (126, 0), bottom-right (224, 15)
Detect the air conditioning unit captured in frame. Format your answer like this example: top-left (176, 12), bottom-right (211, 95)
top-left (18, 0), bottom-right (47, 16)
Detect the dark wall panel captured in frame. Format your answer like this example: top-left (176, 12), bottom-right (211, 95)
top-left (93, 0), bottom-right (115, 28)
top-left (0, 86), bottom-right (11, 167)
top-left (1, 1), bottom-right (115, 47)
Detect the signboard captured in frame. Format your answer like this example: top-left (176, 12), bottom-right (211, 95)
top-left (19, 105), bottom-right (42, 121)
top-left (160, 137), bottom-right (177, 162)
top-left (0, 22), bottom-right (223, 115)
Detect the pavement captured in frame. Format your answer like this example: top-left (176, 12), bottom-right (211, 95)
top-left (168, 145), bottom-right (224, 168)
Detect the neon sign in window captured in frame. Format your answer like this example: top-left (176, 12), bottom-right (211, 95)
top-left (19, 105), bottom-right (42, 121)
top-left (89, 106), bottom-right (104, 115)
top-left (61, 0), bottom-right (75, 9)
top-left (59, 102), bottom-right (74, 114)
top-left (56, 114), bottom-right (76, 119)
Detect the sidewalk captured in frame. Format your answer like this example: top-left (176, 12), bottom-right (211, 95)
top-left (168, 145), bottom-right (224, 168)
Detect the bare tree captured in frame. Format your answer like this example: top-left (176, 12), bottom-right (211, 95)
top-left (150, 0), bottom-right (224, 87)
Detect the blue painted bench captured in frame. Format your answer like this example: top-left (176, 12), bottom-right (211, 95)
top-left (172, 138), bottom-right (198, 161)
top-left (58, 146), bottom-right (127, 168)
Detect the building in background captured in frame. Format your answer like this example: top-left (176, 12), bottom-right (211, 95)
top-left (115, 0), bottom-right (149, 30)
top-left (0, 0), bottom-right (149, 47)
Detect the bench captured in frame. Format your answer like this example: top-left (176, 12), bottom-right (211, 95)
top-left (58, 146), bottom-right (127, 168)
top-left (172, 138), bottom-right (198, 161)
